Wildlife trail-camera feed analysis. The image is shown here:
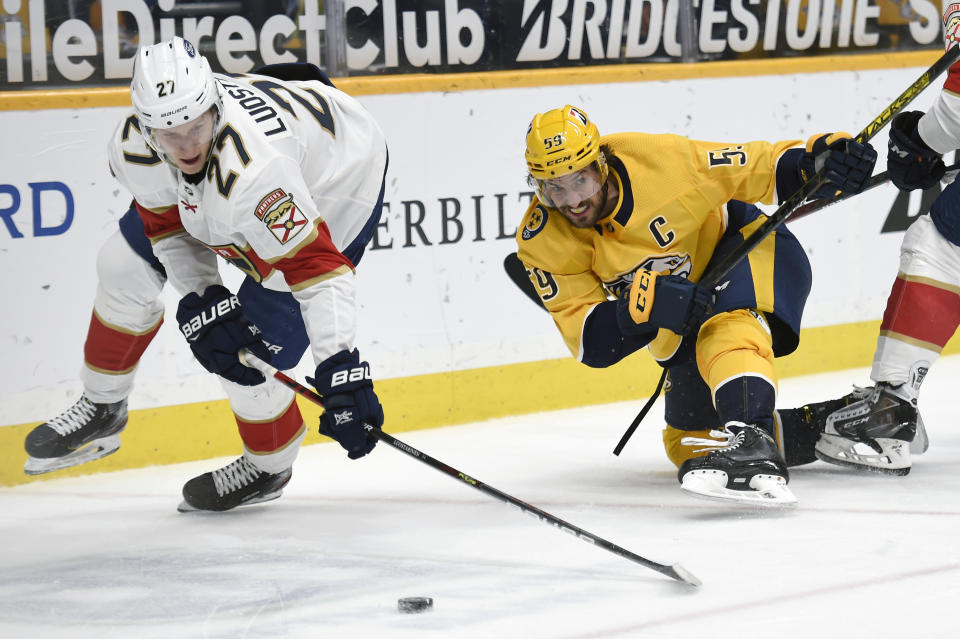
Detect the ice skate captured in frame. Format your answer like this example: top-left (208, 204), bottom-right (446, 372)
top-left (24, 396), bottom-right (128, 475)
top-left (678, 422), bottom-right (796, 506)
top-left (815, 383), bottom-right (921, 475)
top-left (178, 456), bottom-right (292, 512)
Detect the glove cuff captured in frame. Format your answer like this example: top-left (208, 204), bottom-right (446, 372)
top-left (804, 131), bottom-right (851, 153)
top-left (893, 111), bottom-right (935, 152)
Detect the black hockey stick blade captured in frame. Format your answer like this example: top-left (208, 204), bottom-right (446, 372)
top-left (504, 252), bottom-right (546, 309)
top-left (373, 428), bottom-right (702, 587)
top-left (238, 349), bottom-right (700, 587)
top-left (701, 43), bottom-right (960, 291)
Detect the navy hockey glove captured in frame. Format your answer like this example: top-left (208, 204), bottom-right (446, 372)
top-left (887, 111), bottom-right (946, 191)
top-left (308, 349), bottom-right (384, 460)
top-left (616, 270), bottom-right (713, 336)
top-left (799, 132), bottom-right (878, 198)
top-left (176, 284), bottom-right (272, 386)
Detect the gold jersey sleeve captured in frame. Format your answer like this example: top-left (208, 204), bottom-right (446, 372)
top-left (516, 132), bottom-right (801, 360)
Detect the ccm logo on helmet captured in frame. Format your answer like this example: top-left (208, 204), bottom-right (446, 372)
top-left (180, 296), bottom-right (241, 340)
top-left (546, 155), bottom-right (572, 166)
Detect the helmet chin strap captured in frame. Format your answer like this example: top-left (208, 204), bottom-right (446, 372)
top-left (594, 172), bottom-right (614, 222)
top-left (182, 165), bottom-right (207, 185)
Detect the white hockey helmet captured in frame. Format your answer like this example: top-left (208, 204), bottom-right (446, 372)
top-left (131, 38), bottom-right (221, 163)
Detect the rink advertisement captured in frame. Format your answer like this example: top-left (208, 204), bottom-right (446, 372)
top-left (2, 60), bottom-right (956, 435)
top-left (0, 0), bottom-right (947, 88)
top-left (7, 60), bottom-right (960, 490)
top-left (0, 181), bottom-right (74, 238)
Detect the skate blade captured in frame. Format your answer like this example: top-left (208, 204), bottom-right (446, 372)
top-left (23, 435), bottom-right (122, 475)
top-left (910, 416), bottom-right (929, 455)
top-left (680, 470), bottom-right (798, 507)
top-left (176, 489), bottom-right (285, 513)
top-left (815, 434), bottom-right (911, 476)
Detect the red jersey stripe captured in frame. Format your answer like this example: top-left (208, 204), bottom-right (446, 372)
top-left (135, 201), bottom-right (184, 241)
top-left (880, 276), bottom-right (960, 348)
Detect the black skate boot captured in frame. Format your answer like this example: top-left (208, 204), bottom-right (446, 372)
top-left (24, 395), bottom-right (128, 475)
top-left (178, 456), bottom-right (292, 512)
top-left (777, 394), bottom-right (862, 467)
top-left (678, 422), bottom-right (796, 506)
top-left (815, 383), bottom-right (919, 475)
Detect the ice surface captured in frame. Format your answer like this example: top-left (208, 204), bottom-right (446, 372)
top-left (2, 360), bottom-right (959, 639)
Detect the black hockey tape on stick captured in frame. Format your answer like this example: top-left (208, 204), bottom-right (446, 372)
top-left (700, 44), bottom-right (960, 291)
top-left (238, 349), bottom-right (702, 587)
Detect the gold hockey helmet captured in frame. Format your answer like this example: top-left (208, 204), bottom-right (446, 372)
top-left (525, 105), bottom-right (608, 208)
top-left (525, 105), bottom-right (607, 181)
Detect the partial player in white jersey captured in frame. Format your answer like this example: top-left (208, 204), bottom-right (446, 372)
top-left (797, 5), bottom-right (960, 475)
top-left (25, 38), bottom-right (389, 512)
top-left (21, 202), bottom-right (169, 477)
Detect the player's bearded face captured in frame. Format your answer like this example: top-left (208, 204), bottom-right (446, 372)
top-left (152, 110), bottom-right (217, 174)
top-left (541, 167), bottom-right (606, 228)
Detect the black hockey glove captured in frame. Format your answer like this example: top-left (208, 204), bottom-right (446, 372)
top-left (887, 111), bottom-right (946, 191)
top-left (799, 132), bottom-right (878, 198)
top-left (308, 349), bottom-right (384, 460)
top-left (176, 284), bottom-right (272, 386)
top-left (616, 270), bottom-right (713, 336)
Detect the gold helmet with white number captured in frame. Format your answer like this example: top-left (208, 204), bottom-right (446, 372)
top-left (525, 105), bottom-right (608, 208)
top-left (525, 105), bottom-right (607, 181)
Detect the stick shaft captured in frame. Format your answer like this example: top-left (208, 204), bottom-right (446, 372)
top-left (788, 162), bottom-right (960, 223)
top-left (238, 350), bottom-right (701, 586)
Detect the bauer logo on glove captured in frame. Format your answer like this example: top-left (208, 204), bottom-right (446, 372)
top-left (175, 285), bottom-right (272, 386)
top-left (330, 365), bottom-right (372, 387)
top-left (309, 349), bottom-right (384, 460)
top-left (179, 294), bottom-right (242, 341)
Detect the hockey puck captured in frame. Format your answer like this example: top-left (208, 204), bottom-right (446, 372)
top-left (398, 596), bottom-right (433, 613)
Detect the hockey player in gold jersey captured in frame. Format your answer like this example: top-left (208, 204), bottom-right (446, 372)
top-left (517, 105), bottom-right (877, 505)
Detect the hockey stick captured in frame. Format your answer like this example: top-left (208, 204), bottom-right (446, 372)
top-left (502, 175), bottom-right (885, 313)
top-left (700, 44), bottom-right (960, 290)
top-left (787, 162), bottom-right (960, 223)
top-left (505, 165), bottom-right (953, 456)
top-left (509, 164), bottom-right (960, 455)
top-left (508, 48), bottom-right (960, 306)
top-left (506, 161), bottom-right (960, 311)
top-left (238, 349), bottom-right (701, 587)
top-left (504, 252), bottom-right (546, 309)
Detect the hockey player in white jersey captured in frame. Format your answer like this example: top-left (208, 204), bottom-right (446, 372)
top-left (801, 6), bottom-right (960, 475)
top-left (26, 37), bottom-right (389, 512)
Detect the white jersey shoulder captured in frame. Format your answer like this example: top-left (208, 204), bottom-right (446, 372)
top-left (197, 73), bottom-right (387, 252)
top-left (919, 9), bottom-right (960, 155)
top-left (106, 112), bottom-right (178, 211)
